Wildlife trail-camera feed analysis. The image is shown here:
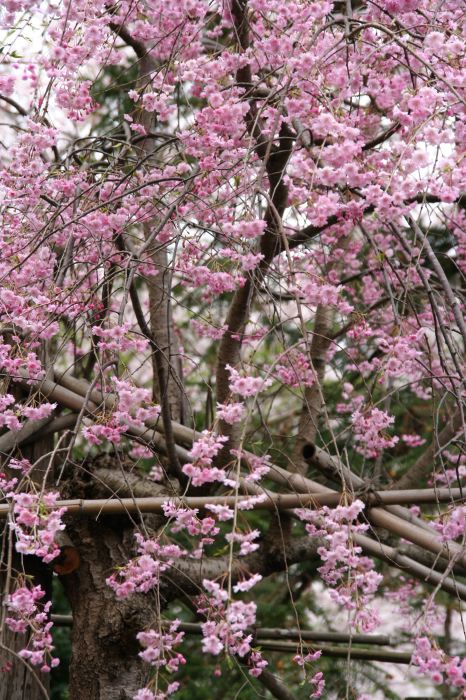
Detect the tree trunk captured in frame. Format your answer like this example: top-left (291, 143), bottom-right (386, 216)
top-left (61, 516), bottom-right (156, 700)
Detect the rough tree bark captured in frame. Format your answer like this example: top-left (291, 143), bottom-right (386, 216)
top-left (55, 455), bottom-right (168, 700)
top-left (60, 516), bottom-right (154, 700)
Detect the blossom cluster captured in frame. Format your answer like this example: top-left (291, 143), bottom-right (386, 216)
top-left (230, 450), bottom-right (271, 485)
top-left (133, 622), bottom-right (185, 700)
top-left (377, 333), bottom-right (423, 380)
top-left (412, 636), bottom-right (466, 690)
top-left (0, 392), bottom-right (56, 433)
top-left (82, 377), bottom-right (161, 446)
top-left (9, 491), bottom-right (66, 563)
top-left (296, 275), bottom-right (354, 315)
top-left (225, 529), bottom-right (261, 557)
top-left (197, 579), bottom-right (267, 677)
top-left (182, 431), bottom-right (229, 487)
top-left (216, 402), bottom-right (244, 425)
top-left (226, 365), bottom-right (272, 398)
top-left (5, 584), bottom-right (59, 672)
top-left (432, 505), bottom-right (466, 543)
top-left (162, 501), bottom-right (220, 558)
top-left (273, 350), bottom-right (316, 389)
top-left (297, 500), bottom-right (382, 632)
top-left (91, 324), bottom-right (149, 353)
top-left (106, 533), bottom-right (184, 599)
top-left (293, 650), bottom-right (325, 698)
top-left (351, 407), bottom-right (399, 459)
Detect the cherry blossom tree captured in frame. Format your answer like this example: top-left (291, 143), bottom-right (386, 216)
top-left (0, 0), bottom-right (465, 698)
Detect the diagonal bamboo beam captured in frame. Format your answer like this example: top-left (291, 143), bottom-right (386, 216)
top-left (391, 408), bottom-right (464, 491)
top-left (14, 372), bottom-right (191, 463)
top-left (305, 443), bottom-right (441, 535)
top-left (0, 416), bottom-right (55, 454)
top-left (354, 531), bottom-right (466, 600)
top-left (261, 461), bottom-right (466, 572)
top-left (240, 482), bottom-right (466, 599)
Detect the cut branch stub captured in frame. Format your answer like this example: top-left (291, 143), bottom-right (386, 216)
top-left (302, 443), bottom-right (316, 461)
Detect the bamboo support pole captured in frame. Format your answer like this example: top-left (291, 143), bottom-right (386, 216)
top-left (173, 623), bottom-right (397, 646)
top-left (1, 488), bottom-right (465, 519)
top-left (251, 641), bottom-right (413, 664)
top-left (3, 494), bottom-right (465, 598)
top-left (50, 615), bottom-right (396, 645)
top-left (51, 614), bottom-right (73, 626)
top-left (256, 629), bottom-right (395, 646)
top-left (48, 615), bottom-right (412, 664)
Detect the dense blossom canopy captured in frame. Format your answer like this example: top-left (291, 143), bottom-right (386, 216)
top-left (0, 0), bottom-right (465, 698)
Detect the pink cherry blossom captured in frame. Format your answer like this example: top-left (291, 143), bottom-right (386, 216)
top-left (5, 584), bottom-right (59, 671)
top-left (226, 365), bottom-right (272, 398)
top-left (351, 407), bottom-right (399, 458)
top-left (216, 402), bottom-right (245, 424)
top-left (9, 491), bottom-right (66, 563)
top-left (1, 0), bottom-right (465, 696)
